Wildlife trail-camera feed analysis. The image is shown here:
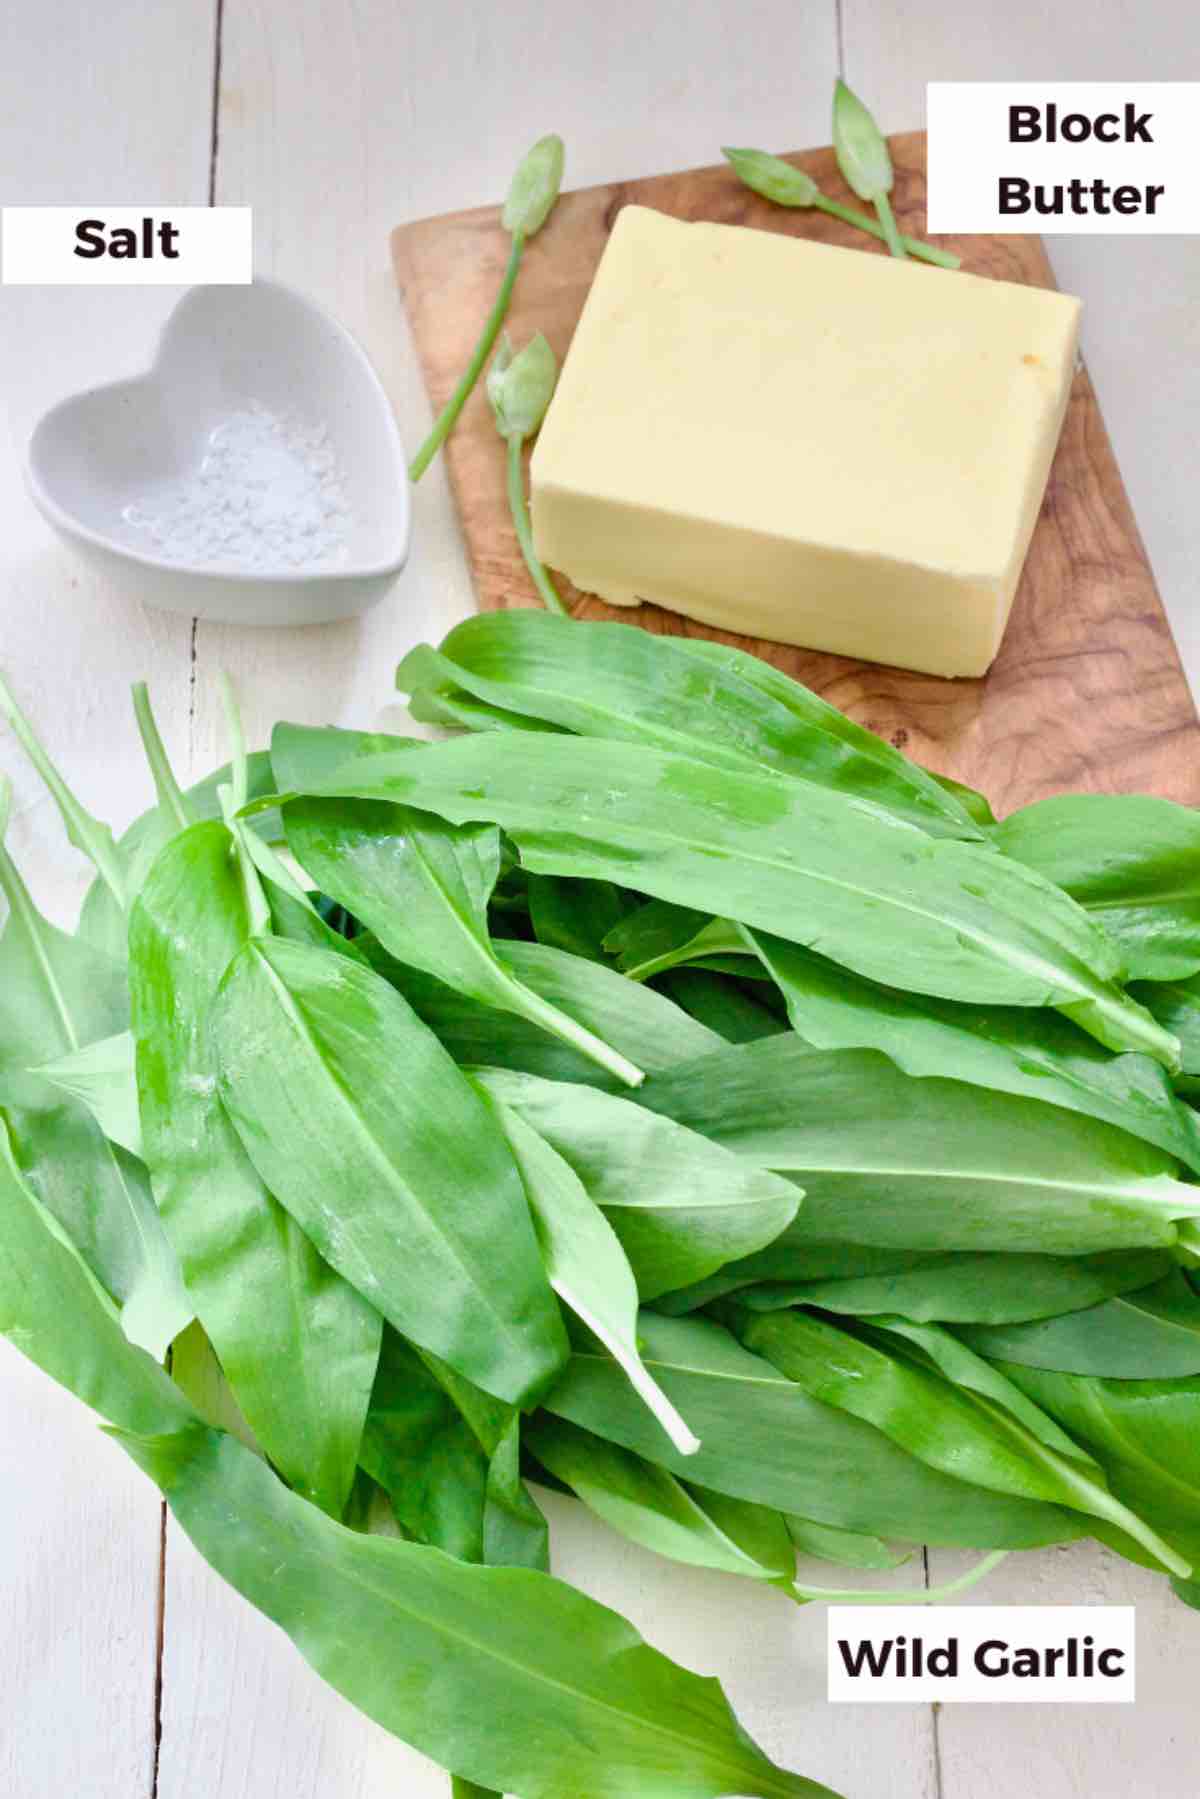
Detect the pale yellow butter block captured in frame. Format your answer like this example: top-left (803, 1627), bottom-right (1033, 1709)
top-left (529, 205), bottom-right (1080, 677)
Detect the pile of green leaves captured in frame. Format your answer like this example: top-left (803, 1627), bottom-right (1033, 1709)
top-left (4, 615), bottom-right (1200, 1797)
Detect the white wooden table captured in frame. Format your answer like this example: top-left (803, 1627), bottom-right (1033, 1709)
top-left (2, 4), bottom-right (1198, 1794)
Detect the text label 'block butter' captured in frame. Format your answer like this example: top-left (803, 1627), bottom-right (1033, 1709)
top-left (530, 206), bottom-right (1079, 677)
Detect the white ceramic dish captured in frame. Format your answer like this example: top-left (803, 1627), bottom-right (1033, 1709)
top-left (26, 278), bottom-right (411, 627)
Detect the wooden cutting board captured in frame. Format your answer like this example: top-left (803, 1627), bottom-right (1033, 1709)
top-left (392, 132), bottom-right (1200, 814)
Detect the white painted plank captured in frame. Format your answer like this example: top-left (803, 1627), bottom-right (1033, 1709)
top-left (0, 1341), bottom-right (162, 1799)
top-left (0, 0), bottom-right (215, 915)
top-left (925, 1543), bottom-right (1196, 1796)
top-left (0, 2), bottom-right (215, 1792)
top-left (842, 0), bottom-right (1200, 682)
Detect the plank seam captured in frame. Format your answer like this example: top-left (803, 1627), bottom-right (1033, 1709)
top-left (161, 0), bottom-right (224, 1787)
top-left (207, 0), bottom-right (225, 207)
top-left (923, 1548), bottom-right (946, 1799)
top-left (151, 1500), bottom-right (167, 1798)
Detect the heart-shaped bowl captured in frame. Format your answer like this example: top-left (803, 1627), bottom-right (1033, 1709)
top-left (27, 278), bottom-right (411, 626)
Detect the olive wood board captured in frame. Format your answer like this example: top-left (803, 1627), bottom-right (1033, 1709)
top-left (392, 131), bottom-right (1199, 814)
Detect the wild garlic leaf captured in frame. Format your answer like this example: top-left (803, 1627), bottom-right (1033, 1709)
top-left (131, 681), bottom-right (191, 832)
top-left (857, 1317), bottom-right (1096, 1466)
top-left (543, 1310), bottom-right (1083, 1550)
top-left (653, 1244), bottom-right (1046, 1317)
top-left (470, 1068), bottom-right (799, 1300)
top-left (638, 1038), bottom-right (1200, 1254)
top-left (364, 1331), bottom-right (549, 1577)
top-left (488, 944), bottom-right (723, 1074)
top-left (0, 674), bottom-right (128, 909)
top-left (657, 968), bottom-right (788, 1045)
top-left (169, 1319), bottom-right (260, 1453)
top-left (396, 611), bottom-right (982, 839)
top-left (401, 643), bottom-right (566, 739)
top-left (369, 936), bottom-right (720, 1089)
top-left (960, 1271), bottom-right (1200, 1377)
top-left (281, 789), bottom-right (642, 1088)
top-left (360, 1328), bottom-right (493, 1563)
top-left (740, 1247), bottom-right (1174, 1326)
top-left (527, 1413), bottom-right (792, 1583)
top-left (748, 928), bottom-right (1200, 1172)
top-left (526, 872), bottom-right (631, 963)
top-left (605, 899), bottom-right (751, 982)
top-left (783, 1515), bottom-right (907, 1573)
top-left (0, 818), bottom-right (189, 1358)
top-left (79, 748), bottom-right (278, 961)
top-left (995, 793), bottom-right (1200, 982)
top-left (212, 933), bottom-right (568, 1408)
top-left (130, 820), bottom-right (382, 1516)
top-left (276, 727), bottom-right (1172, 1064)
top-left (0, 1114), bottom-right (192, 1436)
top-left (996, 1363), bottom-right (1200, 1574)
top-left (35, 1029), bottom-right (141, 1160)
top-left (482, 1413), bottom-right (550, 1572)
top-left (491, 1101), bottom-right (700, 1456)
top-left (731, 1306), bottom-right (1189, 1576)
top-left (118, 1420), bottom-right (840, 1799)
top-left (1131, 975), bottom-right (1200, 1092)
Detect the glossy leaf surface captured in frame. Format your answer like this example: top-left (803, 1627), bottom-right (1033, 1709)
top-left (283, 790), bottom-right (642, 1086)
top-left (493, 1101), bottom-right (700, 1455)
top-left (276, 726), bottom-right (1169, 1062)
top-left (79, 748), bottom-right (278, 960)
top-left (961, 1272), bottom-right (1200, 1376)
top-left (639, 1038), bottom-right (1199, 1253)
top-left (397, 612), bottom-right (980, 838)
top-left (213, 932), bottom-right (567, 1407)
top-left (119, 1422), bottom-right (839, 1799)
top-left (130, 821), bottom-right (381, 1515)
top-left (0, 823), bottom-right (188, 1356)
top-left (371, 951), bottom-right (716, 1090)
top-left (0, 1114), bottom-right (191, 1436)
top-left (36, 1029), bottom-right (141, 1160)
top-left (360, 1329), bottom-right (492, 1563)
top-left (544, 1311), bottom-right (1083, 1549)
top-left (999, 1364), bottom-right (1200, 1571)
top-left (750, 929), bottom-right (1200, 1172)
top-left (995, 793), bottom-right (1200, 981)
top-left (527, 1414), bottom-right (792, 1582)
top-left (734, 1307), bottom-right (1187, 1574)
top-left (742, 1248), bottom-right (1174, 1325)
top-left (472, 1068), bottom-right (799, 1299)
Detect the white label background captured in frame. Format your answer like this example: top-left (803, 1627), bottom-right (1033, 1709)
top-left (828, 1606), bottom-right (1136, 1703)
top-left (1, 207), bottom-right (252, 284)
top-left (927, 83), bottom-right (1200, 234)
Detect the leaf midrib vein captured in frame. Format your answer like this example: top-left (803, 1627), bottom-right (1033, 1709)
top-left (247, 944), bottom-right (532, 1363)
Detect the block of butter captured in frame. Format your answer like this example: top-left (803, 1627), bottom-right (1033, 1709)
top-left (529, 205), bottom-right (1080, 677)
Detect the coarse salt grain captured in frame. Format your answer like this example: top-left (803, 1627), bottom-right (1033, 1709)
top-left (123, 403), bottom-right (351, 569)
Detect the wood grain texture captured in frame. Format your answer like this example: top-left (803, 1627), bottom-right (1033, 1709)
top-left (393, 131), bottom-right (1200, 815)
